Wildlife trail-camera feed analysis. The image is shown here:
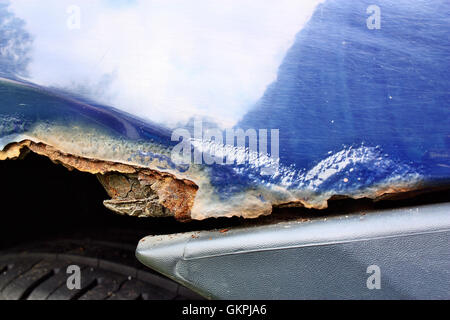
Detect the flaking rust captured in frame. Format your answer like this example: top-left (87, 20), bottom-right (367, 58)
top-left (0, 140), bottom-right (423, 221)
top-left (0, 140), bottom-right (198, 221)
top-left (0, 141), bottom-right (431, 222)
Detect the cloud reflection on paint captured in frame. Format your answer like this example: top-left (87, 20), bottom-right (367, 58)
top-left (9, 0), bottom-right (323, 127)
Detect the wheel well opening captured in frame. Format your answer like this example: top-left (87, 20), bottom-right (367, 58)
top-left (0, 150), bottom-right (449, 250)
top-left (0, 151), bottom-right (238, 249)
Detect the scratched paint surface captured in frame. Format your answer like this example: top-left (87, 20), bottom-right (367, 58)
top-left (0, 0), bottom-right (449, 220)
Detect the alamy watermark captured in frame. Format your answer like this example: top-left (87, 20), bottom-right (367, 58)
top-left (171, 120), bottom-right (280, 175)
top-left (67, 5), bottom-right (81, 30)
top-left (66, 265), bottom-right (81, 290)
top-left (366, 265), bottom-right (381, 290)
top-left (366, 5), bottom-right (381, 30)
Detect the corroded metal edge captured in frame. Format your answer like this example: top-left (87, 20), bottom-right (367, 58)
top-left (0, 140), bottom-right (198, 221)
top-left (0, 140), bottom-right (438, 222)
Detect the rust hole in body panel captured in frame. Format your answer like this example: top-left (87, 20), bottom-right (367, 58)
top-left (0, 140), bottom-right (198, 222)
top-left (0, 150), bottom-right (243, 250)
top-left (0, 140), bottom-right (449, 224)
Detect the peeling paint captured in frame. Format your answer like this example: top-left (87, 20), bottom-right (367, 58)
top-left (0, 77), bottom-right (447, 221)
top-left (1, 0), bottom-right (450, 222)
top-left (0, 138), bottom-right (436, 222)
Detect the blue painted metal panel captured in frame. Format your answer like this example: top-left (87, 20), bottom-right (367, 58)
top-left (0, 0), bottom-right (448, 219)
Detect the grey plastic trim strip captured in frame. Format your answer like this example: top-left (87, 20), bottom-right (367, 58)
top-left (136, 203), bottom-right (450, 299)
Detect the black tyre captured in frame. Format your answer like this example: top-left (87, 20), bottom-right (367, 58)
top-left (0, 239), bottom-right (202, 300)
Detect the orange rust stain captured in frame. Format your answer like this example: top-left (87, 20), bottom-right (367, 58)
top-left (0, 140), bottom-right (198, 221)
top-left (0, 140), bottom-right (428, 221)
top-left (138, 172), bottom-right (198, 222)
